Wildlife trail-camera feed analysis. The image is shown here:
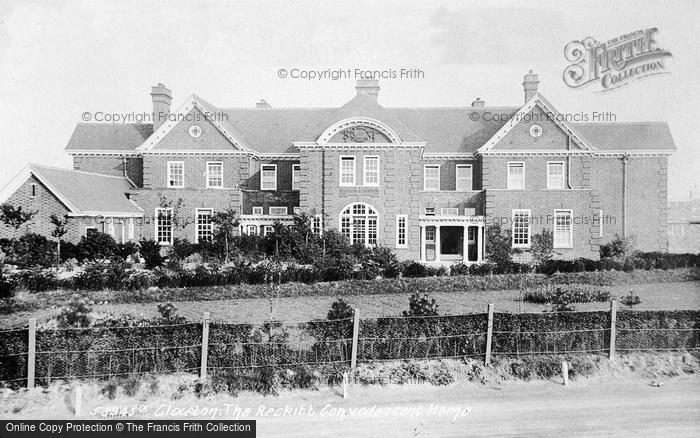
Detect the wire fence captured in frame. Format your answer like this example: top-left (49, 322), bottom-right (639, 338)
top-left (1, 308), bottom-right (699, 388)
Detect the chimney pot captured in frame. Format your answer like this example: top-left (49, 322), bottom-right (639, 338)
top-left (355, 79), bottom-right (380, 102)
top-left (471, 97), bottom-right (485, 108)
top-left (256, 99), bottom-right (271, 109)
top-left (151, 84), bottom-right (172, 131)
top-left (522, 70), bottom-right (539, 103)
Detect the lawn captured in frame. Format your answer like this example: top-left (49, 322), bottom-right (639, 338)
top-left (4, 281), bottom-right (698, 328)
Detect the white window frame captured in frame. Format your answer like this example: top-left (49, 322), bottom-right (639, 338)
top-left (292, 164), bottom-right (301, 191)
top-left (440, 207), bottom-right (459, 216)
top-left (167, 161), bottom-right (185, 188)
top-left (512, 209), bottom-right (531, 248)
top-left (553, 209), bottom-right (574, 249)
top-left (507, 162), bottom-right (525, 190)
top-left (424, 165), bottom-right (440, 191)
top-left (339, 202), bottom-right (379, 246)
top-left (107, 220), bottom-right (115, 238)
top-left (456, 164), bottom-right (473, 191)
top-left (155, 207), bottom-right (174, 245)
top-left (313, 214), bottom-right (323, 236)
top-left (263, 225), bottom-right (275, 236)
top-left (246, 225), bottom-right (258, 235)
top-left (195, 208), bottom-right (214, 243)
top-left (84, 226), bottom-right (98, 237)
top-left (269, 206), bottom-right (288, 216)
top-left (127, 218), bottom-right (135, 240)
top-left (293, 207), bottom-right (302, 215)
top-left (260, 164), bottom-right (277, 191)
top-left (339, 156), bottom-right (356, 187)
top-left (424, 207), bottom-right (435, 216)
top-left (252, 206), bottom-right (264, 215)
top-left (546, 161), bottom-right (566, 190)
top-left (206, 161), bottom-right (224, 189)
top-left (395, 214), bottom-right (408, 249)
top-left (363, 156), bottom-right (380, 187)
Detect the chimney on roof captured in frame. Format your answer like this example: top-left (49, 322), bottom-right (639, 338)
top-left (151, 83), bottom-right (172, 131)
top-left (256, 99), bottom-right (271, 109)
top-left (471, 97), bottom-right (485, 108)
top-left (355, 79), bottom-right (380, 102)
top-left (522, 70), bottom-right (539, 103)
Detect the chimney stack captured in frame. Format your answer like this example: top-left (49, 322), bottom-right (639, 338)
top-left (522, 70), bottom-right (539, 103)
top-left (151, 83), bottom-right (172, 131)
top-left (471, 97), bottom-right (485, 108)
top-left (256, 99), bottom-right (271, 109)
top-left (355, 79), bottom-right (380, 102)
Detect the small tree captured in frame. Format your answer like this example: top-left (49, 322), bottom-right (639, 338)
top-left (0, 203), bottom-right (35, 230)
top-left (531, 229), bottom-right (554, 267)
top-left (403, 292), bottom-right (439, 317)
top-left (485, 224), bottom-right (514, 273)
top-left (212, 208), bottom-right (239, 263)
top-left (50, 214), bottom-right (69, 262)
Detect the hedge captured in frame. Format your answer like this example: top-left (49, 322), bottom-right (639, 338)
top-left (2, 309), bottom-right (697, 389)
top-left (58, 267), bottom-right (700, 304)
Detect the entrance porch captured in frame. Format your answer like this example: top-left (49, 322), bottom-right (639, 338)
top-left (419, 217), bottom-right (485, 264)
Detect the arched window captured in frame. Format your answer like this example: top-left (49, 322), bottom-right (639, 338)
top-left (339, 203), bottom-right (378, 246)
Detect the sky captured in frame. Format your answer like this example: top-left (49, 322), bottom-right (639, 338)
top-left (0, 0), bottom-right (698, 200)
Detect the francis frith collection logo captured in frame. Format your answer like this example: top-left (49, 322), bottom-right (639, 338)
top-left (563, 27), bottom-right (672, 92)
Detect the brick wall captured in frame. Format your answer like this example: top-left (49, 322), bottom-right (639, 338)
top-left (491, 105), bottom-right (574, 151)
top-left (72, 155), bottom-right (144, 187)
top-left (484, 189), bottom-right (598, 259)
top-left (0, 175), bottom-right (80, 242)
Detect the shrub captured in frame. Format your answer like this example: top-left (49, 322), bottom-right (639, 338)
top-left (139, 240), bottom-right (163, 269)
top-left (73, 258), bottom-right (127, 290)
top-left (116, 241), bottom-right (139, 260)
top-left (522, 284), bottom-right (612, 304)
top-left (17, 268), bottom-right (59, 292)
top-left (485, 224), bottom-right (514, 274)
top-left (327, 298), bottom-right (354, 320)
top-left (403, 292), bottom-right (439, 317)
top-left (313, 254), bottom-right (357, 282)
top-left (600, 234), bottom-right (634, 259)
top-left (56, 295), bottom-right (93, 328)
top-left (620, 290), bottom-right (642, 306)
top-left (0, 233), bottom-right (56, 268)
top-left (531, 229), bottom-right (554, 266)
top-left (75, 232), bottom-right (118, 261)
top-left (168, 238), bottom-right (197, 261)
top-left (0, 268), bottom-right (15, 298)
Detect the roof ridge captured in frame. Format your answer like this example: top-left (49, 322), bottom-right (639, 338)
top-left (574, 121), bottom-right (668, 125)
top-left (75, 122), bottom-right (152, 126)
top-left (29, 163), bottom-right (131, 180)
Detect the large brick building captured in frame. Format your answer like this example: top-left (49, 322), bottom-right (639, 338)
top-left (0, 73), bottom-right (676, 262)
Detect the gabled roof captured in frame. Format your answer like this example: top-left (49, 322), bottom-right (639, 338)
top-left (477, 93), bottom-right (595, 154)
top-left (137, 94), bottom-right (252, 152)
top-left (66, 123), bottom-right (152, 152)
top-left (63, 87), bottom-right (676, 155)
top-left (0, 164), bottom-right (143, 216)
top-left (573, 122), bottom-right (676, 152)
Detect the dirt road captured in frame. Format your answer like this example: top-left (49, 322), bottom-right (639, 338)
top-left (4, 375), bottom-right (698, 437)
top-left (249, 377), bottom-right (700, 437)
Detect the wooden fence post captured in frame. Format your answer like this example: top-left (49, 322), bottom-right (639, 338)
top-left (200, 312), bottom-right (211, 378)
top-left (74, 385), bottom-right (82, 417)
top-left (609, 300), bottom-right (617, 361)
top-left (485, 304), bottom-right (494, 365)
top-left (27, 317), bottom-right (36, 389)
top-left (350, 308), bottom-right (360, 369)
